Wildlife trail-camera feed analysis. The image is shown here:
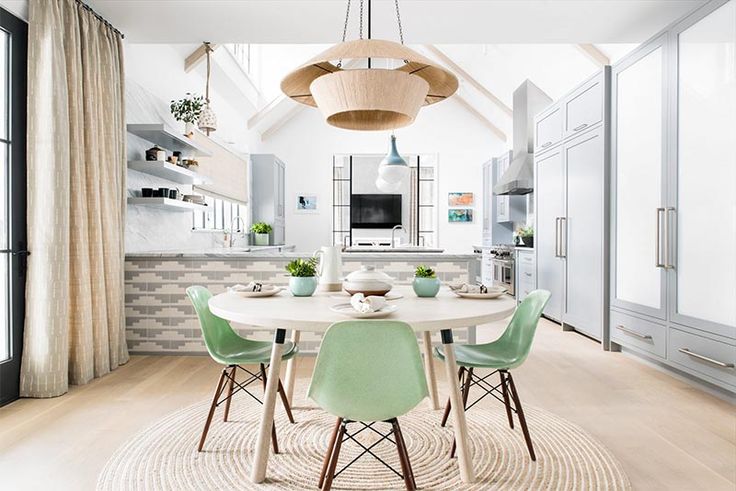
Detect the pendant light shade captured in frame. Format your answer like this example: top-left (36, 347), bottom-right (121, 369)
top-left (280, 0), bottom-right (457, 131)
top-left (375, 176), bottom-right (402, 193)
top-left (378, 134), bottom-right (409, 182)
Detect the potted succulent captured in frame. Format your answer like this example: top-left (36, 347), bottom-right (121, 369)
top-left (518, 226), bottom-right (534, 248)
top-left (250, 222), bottom-right (272, 246)
top-left (285, 258), bottom-right (319, 297)
top-left (412, 265), bottom-right (441, 297)
top-left (170, 93), bottom-right (204, 136)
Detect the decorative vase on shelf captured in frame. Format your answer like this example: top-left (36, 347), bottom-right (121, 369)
top-left (522, 236), bottom-right (534, 248)
top-left (254, 233), bottom-right (269, 246)
top-left (289, 276), bottom-right (318, 297)
top-left (412, 277), bottom-right (441, 297)
top-left (184, 122), bottom-right (196, 137)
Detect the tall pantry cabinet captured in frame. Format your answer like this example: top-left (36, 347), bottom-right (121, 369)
top-left (610, 0), bottom-right (735, 392)
top-left (535, 69), bottom-right (610, 344)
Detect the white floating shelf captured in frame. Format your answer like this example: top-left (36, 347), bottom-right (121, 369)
top-left (127, 197), bottom-right (208, 212)
top-left (127, 123), bottom-right (212, 157)
top-left (127, 160), bottom-right (212, 185)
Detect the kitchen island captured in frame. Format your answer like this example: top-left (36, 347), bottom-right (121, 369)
top-left (125, 249), bottom-right (481, 354)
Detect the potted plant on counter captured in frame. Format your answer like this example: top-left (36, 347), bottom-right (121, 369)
top-left (285, 258), bottom-right (319, 297)
top-left (170, 92), bottom-right (204, 136)
top-left (412, 265), bottom-right (441, 297)
top-left (518, 226), bottom-right (534, 248)
top-left (251, 222), bottom-right (272, 246)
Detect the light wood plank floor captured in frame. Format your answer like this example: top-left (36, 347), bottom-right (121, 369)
top-left (1, 319), bottom-right (734, 490)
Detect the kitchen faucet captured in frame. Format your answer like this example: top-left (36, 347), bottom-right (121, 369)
top-left (391, 224), bottom-right (405, 248)
top-left (228, 216), bottom-right (247, 248)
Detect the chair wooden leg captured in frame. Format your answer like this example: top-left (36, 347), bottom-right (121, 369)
top-left (260, 363), bottom-right (280, 454)
top-left (223, 365), bottom-right (236, 422)
top-left (450, 367), bottom-right (473, 458)
top-left (392, 419), bottom-right (417, 491)
top-left (440, 366), bottom-right (465, 427)
top-left (198, 368), bottom-right (227, 452)
top-left (500, 370), bottom-right (514, 429)
top-left (319, 417), bottom-right (343, 489)
top-left (507, 372), bottom-right (536, 461)
top-left (322, 421), bottom-right (346, 491)
top-left (277, 378), bottom-right (296, 424)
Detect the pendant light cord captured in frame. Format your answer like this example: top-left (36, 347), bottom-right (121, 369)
top-left (394, 0), bottom-right (404, 44)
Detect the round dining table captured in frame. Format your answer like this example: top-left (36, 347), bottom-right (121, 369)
top-left (209, 285), bottom-right (517, 485)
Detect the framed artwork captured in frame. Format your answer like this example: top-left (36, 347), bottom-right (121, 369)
top-left (448, 208), bottom-right (473, 223)
top-left (296, 193), bottom-right (318, 213)
top-left (448, 192), bottom-right (474, 207)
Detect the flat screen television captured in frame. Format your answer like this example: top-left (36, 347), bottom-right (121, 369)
top-left (351, 194), bottom-right (402, 229)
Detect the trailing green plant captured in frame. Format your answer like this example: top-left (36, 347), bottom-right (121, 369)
top-left (170, 93), bottom-right (204, 123)
top-left (285, 258), bottom-right (318, 277)
top-left (517, 226), bottom-right (534, 238)
top-left (414, 265), bottom-right (437, 278)
top-left (250, 222), bottom-right (273, 234)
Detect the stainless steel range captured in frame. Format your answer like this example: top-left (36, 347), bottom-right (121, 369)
top-left (490, 244), bottom-right (515, 296)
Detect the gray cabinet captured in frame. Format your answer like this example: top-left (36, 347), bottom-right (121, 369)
top-left (250, 154), bottom-right (286, 245)
top-left (516, 249), bottom-right (536, 303)
top-left (481, 160), bottom-right (492, 246)
top-left (535, 69), bottom-right (610, 343)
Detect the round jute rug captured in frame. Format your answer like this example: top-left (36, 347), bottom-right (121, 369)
top-left (97, 390), bottom-right (630, 490)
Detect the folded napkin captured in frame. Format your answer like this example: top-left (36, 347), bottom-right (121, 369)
top-left (448, 283), bottom-right (489, 294)
top-left (230, 282), bottom-right (275, 293)
top-left (350, 293), bottom-right (388, 313)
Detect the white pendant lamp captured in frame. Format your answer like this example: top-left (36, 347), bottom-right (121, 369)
top-left (378, 134), bottom-right (409, 183)
top-left (280, 0), bottom-right (458, 131)
top-left (375, 176), bottom-right (402, 193)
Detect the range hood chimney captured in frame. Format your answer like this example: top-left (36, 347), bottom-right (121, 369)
top-left (494, 80), bottom-right (552, 196)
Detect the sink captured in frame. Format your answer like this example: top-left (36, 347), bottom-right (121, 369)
top-left (345, 246), bottom-right (445, 253)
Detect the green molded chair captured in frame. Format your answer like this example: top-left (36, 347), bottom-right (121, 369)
top-left (435, 289), bottom-right (551, 461)
top-left (309, 320), bottom-right (429, 491)
top-left (186, 285), bottom-right (298, 453)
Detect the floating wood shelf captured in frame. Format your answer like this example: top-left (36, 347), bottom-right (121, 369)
top-left (127, 197), bottom-right (208, 212)
top-left (127, 123), bottom-right (212, 157)
top-left (127, 160), bottom-right (212, 185)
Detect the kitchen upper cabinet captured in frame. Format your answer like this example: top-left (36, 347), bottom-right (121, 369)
top-left (670, 0), bottom-right (736, 338)
top-left (495, 151), bottom-right (512, 223)
top-left (534, 107), bottom-right (562, 152)
top-left (535, 149), bottom-right (565, 322)
top-left (563, 76), bottom-right (604, 139)
top-left (611, 37), bottom-right (668, 320)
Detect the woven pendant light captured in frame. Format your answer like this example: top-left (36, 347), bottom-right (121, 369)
top-left (281, 0), bottom-right (457, 131)
top-left (198, 42), bottom-right (217, 135)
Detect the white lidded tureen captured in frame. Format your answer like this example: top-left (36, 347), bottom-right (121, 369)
top-left (343, 265), bottom-right (394, 296)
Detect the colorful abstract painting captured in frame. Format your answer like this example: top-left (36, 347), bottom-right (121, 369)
top-left (448, 208), bottom-right (473, 223)
top-left (448, 192), bottom-right (474, 207)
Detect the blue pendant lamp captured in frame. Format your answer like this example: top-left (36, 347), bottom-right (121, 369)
top-left (377, 134), bottom-right (409, 185)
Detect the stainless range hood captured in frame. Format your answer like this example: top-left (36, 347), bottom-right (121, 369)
top-left (494, 80), bottom-right (552, 196)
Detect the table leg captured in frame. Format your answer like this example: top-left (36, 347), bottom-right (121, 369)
top-left (283, 330), bottom-right (300, 406)
top-left (251, 328), bottom-right (286, 483)
top-left (421, 331), bottom-right (440, 410)
top-left (441, 329), bottom-right (475, 483)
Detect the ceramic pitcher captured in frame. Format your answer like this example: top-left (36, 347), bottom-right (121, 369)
top-left (313, 246), bottom-right (343, 291)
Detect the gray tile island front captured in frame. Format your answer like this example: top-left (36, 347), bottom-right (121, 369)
top-left (125, 251), bottom-right (482, 354)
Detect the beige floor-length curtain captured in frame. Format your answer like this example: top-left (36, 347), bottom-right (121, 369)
top-left (20, 0), bottom-right (128, 397)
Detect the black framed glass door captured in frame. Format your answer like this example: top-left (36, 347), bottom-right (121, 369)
top-left (0, 7), bottom-right (28, 407)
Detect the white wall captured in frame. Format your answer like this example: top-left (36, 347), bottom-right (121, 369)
top-left (252, 101), bottom-right (506, 253)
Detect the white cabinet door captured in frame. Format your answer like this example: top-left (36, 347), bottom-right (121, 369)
top-left (482, 161), bottom-right (492, 245)
top-left (563, 128), bottom-right (605, 339)
top-left (611, 38), bottom-right (668, 320)
top-left (670, 0), bottom-right (736, 338)
top-left (563, 76), bottom-right (603, 139)
top-left (535, 107), bottom-right (563, 152)
top-left (496, 152), bottom-right (511, 223)
top-left (535, 149), bottom-right (565, 321)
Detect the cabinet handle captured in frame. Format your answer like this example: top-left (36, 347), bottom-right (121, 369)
top-left (678, 348), bottom-right (734, 368)
top-left (616, 324), bottom-right (652, 340)
top-left (542, 141), bottom-right (552, 148)
top-left (655, 208), bottom-right (665, 268)
top-left (560, 217), bottom-right (567, 258)
top-left (554, 217), bottom-right (561, 257)
top-left (524, 272), bottom-right (533, 277)
top-left (573, 123), bottom-right (588, 131)
top-left (664, 207), bottom-right (676, 270)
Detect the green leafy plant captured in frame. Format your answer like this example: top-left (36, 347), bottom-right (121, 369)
top-left (517, 226), bottom-right (534, 238)
top-left (250, 222), bottom-right (273, 234)
top-left (285, 258), bottom-right (318, 277)
top-left (170, 93), bottom-right (204, 123)
top-left (414, 265), bottom-right (437, 278)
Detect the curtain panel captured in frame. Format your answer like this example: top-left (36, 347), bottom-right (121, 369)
top-left (21, 0), bottom-right (128, 397)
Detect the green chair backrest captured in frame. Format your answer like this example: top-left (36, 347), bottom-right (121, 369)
top-left (308, 320), bottom-right (429, 422)
top-left (495, 289), bottom-right (551, 367)
top-left (186, 285), bottom-right (244, 361)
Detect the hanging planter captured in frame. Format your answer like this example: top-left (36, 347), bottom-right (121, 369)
top-left (281, 0), bottom-right (457, 131)
top-left (198, 42), bottom-right (217, 135)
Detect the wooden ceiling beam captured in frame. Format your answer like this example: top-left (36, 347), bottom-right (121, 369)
top-left (184, 43), bottom-right (219, 73)
top-left (575, 44), bottom-right (610, 67)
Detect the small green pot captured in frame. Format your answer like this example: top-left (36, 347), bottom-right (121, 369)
top-left (289, 276), bottom-right (317, 297)
top-left (254, 233), bottom-right (270, 246)
top-left (412, 277), bottom-right (441, 297)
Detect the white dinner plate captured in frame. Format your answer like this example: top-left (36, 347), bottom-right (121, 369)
top-left (329, 303), bottom-right (399, 318)
top-left (228, 286), bottom-right (283, 298)
top-left (452, 287), bottom-right (507, 299)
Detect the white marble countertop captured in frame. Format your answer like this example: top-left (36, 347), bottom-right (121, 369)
top-left (125, 247), bottom-right (478, 260)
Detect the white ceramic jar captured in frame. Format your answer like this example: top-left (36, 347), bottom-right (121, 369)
top-left (342, 265), bottom-right (393, 296)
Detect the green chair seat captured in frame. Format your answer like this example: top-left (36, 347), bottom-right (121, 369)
top-left (209, 339), bottom-right (298, 365)
top-left (434, 342), bottom-right (523, 370)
